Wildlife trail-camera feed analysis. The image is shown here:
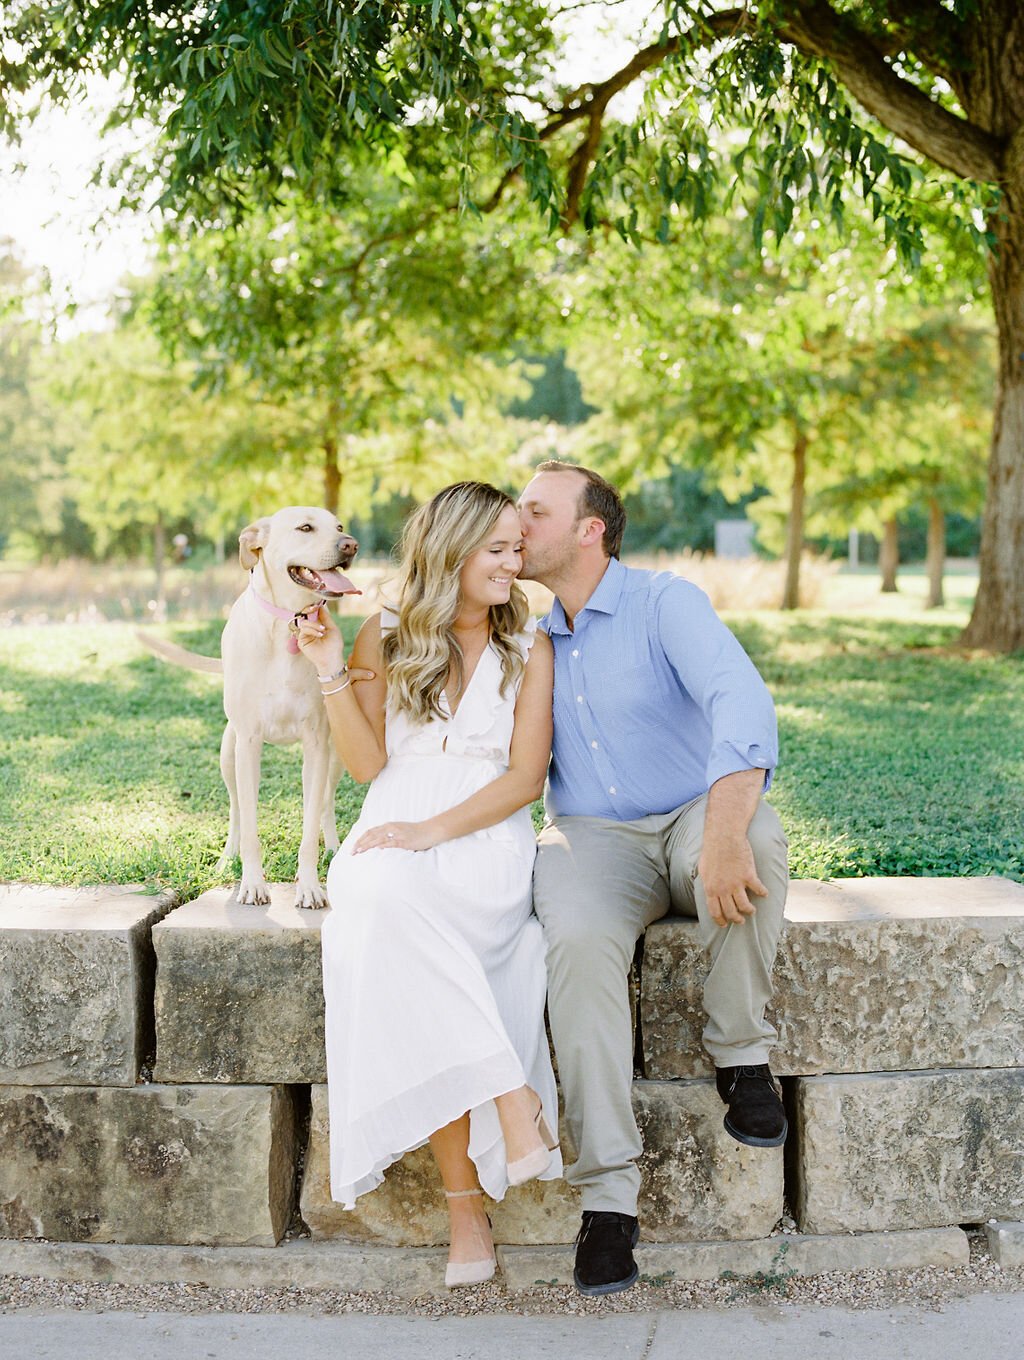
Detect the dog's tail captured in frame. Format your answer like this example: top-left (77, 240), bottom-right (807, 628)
top-left (135, 629), bottom-right (224, 674)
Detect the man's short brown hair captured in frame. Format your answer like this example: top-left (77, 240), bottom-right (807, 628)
top-left (535, 460), bottom-right (627, 559)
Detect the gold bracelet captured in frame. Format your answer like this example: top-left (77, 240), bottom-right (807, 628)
top-left (321, 678), bottom-right (352, 696)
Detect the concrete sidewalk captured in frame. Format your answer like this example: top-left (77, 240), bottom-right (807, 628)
top-left (3, 1294), bottom-right (1024, 1360)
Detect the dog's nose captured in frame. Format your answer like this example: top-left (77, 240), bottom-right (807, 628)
top-left (338, 534), bottom-right (358, 564)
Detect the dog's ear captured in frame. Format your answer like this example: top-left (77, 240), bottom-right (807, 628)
top-left (238, 518), bottom-right (272, 570)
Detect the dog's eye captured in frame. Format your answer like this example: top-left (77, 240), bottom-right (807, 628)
top-left (297, 524), bottom-right (314, 533)
top-left (336, 525), bottom-right (345, 534)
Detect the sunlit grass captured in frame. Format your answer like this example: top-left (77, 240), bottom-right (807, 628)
top-left (1, 603), bottom-right (1020, 897)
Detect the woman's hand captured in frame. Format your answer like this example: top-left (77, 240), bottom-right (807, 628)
top-left (353, 820), bottom-right (442, 854)
top-left (294, 604), bottom-right (348, 675)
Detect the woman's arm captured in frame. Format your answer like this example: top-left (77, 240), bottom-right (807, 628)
top-left (353, 630), bottom-right (553, 853)
top-left (297, 609), bottom-right (388, 782)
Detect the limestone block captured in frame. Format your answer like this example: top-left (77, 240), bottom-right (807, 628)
top-left (153, 885), bottom-right (324, 1084)
top-left (302, 1079), bottom-right (782, 1245)
top-left (985, 1221), bottom-right (1024, 1267)
top-left (641, 877), bottom-right (1024, 1079)
top-left (794, 1069), bottom-right (1024, 1234)
top-left (0, 1083), bottom-right (297, 1246)
top-left (0, 883), bottom-right (177, 1086)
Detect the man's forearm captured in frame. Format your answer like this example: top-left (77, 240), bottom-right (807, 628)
top-left (704, 767), bottom-right (766, 843)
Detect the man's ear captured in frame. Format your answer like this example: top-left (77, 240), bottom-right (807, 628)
top-left (238, 517), bottom-right (272, 570)
top-left (578, 516), bottom-right (606, 549)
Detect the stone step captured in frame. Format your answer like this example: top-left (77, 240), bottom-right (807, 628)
top-left (0, 883), bottom-right (177, 1086)
top-left (642, 876), bottom-right (1024, 1078)
top-left (301, 1080), bottom-right (784, 1246)
top-left (0, 1227), bottom-right (970, 1297)
top-left (793, 1067), bottom-right (1024, 1234)
top-left (497, 1226), bottom-right (969, 1291)
top-left (0, 1083), bottom-right (297, 1246)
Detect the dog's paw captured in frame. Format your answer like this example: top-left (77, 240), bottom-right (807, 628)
top-left (295, 880), bottom-right (329, 910)
top-left (237, 877), bottom-right (272, 906)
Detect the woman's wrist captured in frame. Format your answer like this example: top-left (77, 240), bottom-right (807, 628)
top-left (316, 661), bottom-right (349, 683)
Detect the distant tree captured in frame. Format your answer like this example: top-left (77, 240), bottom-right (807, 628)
top-left (51, 318), bottom-right (301, 597)
top-left (0, 245), bottom-right (66, 557)
top-left (145, 169), bottom-right (556, 511)
top-left (564, 206), bottom-right (991, 608)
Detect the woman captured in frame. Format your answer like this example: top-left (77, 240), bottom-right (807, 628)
top-left (294, 481), bottom-right (561, 1288)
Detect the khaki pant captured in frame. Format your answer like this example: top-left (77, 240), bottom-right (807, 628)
top-left (532, 794), bottom-right (789, 1216)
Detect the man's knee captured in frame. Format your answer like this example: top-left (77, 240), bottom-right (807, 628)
top-left (747, 803), bottom-right (788, 884)
top-left (539, 901), bottom-right (637, 977)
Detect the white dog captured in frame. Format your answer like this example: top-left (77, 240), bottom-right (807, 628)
top-left (139, 507), bottom-right (360, 908)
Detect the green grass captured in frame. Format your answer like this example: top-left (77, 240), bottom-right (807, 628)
top-left (0, 612), bottom-right (1021, 896)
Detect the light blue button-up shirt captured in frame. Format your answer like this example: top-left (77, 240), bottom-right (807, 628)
top-left (540, 557), bottom-right (778, 821)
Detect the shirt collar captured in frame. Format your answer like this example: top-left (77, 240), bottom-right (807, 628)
top-left (546, 557), bottom-right (626, 635)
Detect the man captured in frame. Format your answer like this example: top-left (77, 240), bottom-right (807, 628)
top-left (518, 460), bottom-right (789, 1298)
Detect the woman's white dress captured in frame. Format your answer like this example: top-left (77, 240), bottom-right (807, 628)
top-left (321, 616), bottom-right (561, 1208)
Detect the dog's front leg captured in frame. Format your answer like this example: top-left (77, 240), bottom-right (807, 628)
top-left (234, 728), bottom-right (271, 905)
top-left (296, 729), bottom-right (332, 909)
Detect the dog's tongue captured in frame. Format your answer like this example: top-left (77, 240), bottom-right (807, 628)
top-left (318, 569), bottom-right (361, 596)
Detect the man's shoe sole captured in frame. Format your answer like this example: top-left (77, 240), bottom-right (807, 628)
top-left (723, 1113), bottom-right (788, 1147)
top-left (573, 1263), bottom-right (639, 1296)
top-left (573, 1220), bottom-right (641, 1297)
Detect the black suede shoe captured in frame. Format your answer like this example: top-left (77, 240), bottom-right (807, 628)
top-left (716, 1063), bottom-right (788, 1147)
top-left (573, 1211), bottom-right (640, 1296)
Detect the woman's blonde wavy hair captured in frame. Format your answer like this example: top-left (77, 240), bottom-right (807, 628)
top-left (382, 481), bottom-right (530, 725)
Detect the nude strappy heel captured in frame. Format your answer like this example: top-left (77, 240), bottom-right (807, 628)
top-left (506, 1102), bottom-right (560, 1187)
top-left (443, 1188), bottom-right (496, 1288)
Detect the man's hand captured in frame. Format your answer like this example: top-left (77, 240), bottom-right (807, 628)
top-left (700, 767), bottom-right (769, 927)
top-left (698, 832), bottom-right (768, 927)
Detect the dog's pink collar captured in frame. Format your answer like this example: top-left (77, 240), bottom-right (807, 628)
top-left (248, 577), bottom-right (320, 654)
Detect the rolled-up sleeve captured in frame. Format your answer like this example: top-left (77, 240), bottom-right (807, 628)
top-left (655, 581), bottom-right (778, 792)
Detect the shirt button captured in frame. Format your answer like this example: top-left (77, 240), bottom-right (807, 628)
top-left (576, 695), bottom-right (583, 703)
top-left (591, 740), bottom-right (598, 749)
top-left (571, 649), bottom-right (579, 657)
top-left (609, 786), bottom-right (617, 795)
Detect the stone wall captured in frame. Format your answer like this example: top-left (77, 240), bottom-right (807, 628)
top-left (2, 876), bottom-right (1024, 1257)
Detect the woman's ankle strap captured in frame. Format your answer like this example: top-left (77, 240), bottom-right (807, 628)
top-left (444, 1187), bottom-right (484, 1199)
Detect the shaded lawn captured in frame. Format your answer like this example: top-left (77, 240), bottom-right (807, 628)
top-left (0, 614), bottom-right (1020, 897)
top-left (731, 614), bottom-right (1024, 881)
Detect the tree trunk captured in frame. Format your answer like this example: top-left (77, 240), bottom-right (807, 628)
top-left (926, 497), bottom-right (946, 609)
top-left (962, 187), bottom-right (1024, 647)
top-left (153, 514), bottom-right (167, 620)
top-left (961, 4), bottom-right (1024, 650)
top-left (323, 436), bottom-right (341, 515)
top-left (880, 518), bottom-right (899, 593)
top-left (781, 428), bottom-right (806, 610)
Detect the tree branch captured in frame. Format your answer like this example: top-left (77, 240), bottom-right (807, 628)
top-left (868, 0), bottom-right (964, 84)
top-left (484, 8), bottom-right (755, 219)
top-left (777, 0), bottom-right (1002, 183)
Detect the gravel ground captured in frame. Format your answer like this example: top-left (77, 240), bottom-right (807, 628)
top-left (2, 1233), bottom-right (1022, 1318)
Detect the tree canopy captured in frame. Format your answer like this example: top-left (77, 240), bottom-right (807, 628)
top-left (3, 1), bottom-right (1023, 645)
